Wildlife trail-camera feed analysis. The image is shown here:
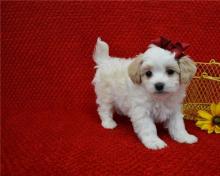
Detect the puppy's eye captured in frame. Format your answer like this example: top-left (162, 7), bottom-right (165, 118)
top-left (146, 71), bottom-right (152, 78)
top-left (166, 69), bottom-right (175, 75)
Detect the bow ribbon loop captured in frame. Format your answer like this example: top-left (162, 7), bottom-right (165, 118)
top-left (151, 36), bottom-right (190, 59)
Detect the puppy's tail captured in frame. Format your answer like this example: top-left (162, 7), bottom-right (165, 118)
top-left (93, 37), bottom-right (109, 64)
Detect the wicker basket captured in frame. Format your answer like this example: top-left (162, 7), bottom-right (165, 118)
top-left (183, 59), bottom-right (220, 120)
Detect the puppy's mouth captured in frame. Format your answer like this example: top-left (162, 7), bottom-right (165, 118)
top-left (152, 91), bottom-right (171, 100)
top-left (153, 91), bottom-right (170, 96)
top-left (154, 91), bottom-right (169, 95)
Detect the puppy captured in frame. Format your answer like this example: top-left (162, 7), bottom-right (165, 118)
top-left (92, 37), bottom-right (198, 150)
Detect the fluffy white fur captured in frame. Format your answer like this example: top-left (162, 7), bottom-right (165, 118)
top-left (92, 38), bottom-right (198, 150)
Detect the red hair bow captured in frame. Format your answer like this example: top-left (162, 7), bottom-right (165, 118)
top-left (151, 36), bottom-right (190, 59)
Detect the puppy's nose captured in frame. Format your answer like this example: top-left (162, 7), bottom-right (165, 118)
top-left (155, 82), bottom-right (164, 91)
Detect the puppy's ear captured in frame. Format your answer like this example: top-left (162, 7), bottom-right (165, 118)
top-left (179, 56), bottom-right (197, 84)
top-left (128, 55), bottom-right (143, 84)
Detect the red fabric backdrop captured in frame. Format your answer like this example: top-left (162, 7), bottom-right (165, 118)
top-left (2, 2), bottom-right (220, 176)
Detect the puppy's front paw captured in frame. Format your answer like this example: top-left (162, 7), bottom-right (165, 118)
top-left (101, 120), bottom-right (117, 129)
top-left (142, 137), bottom-right (167, 150)
top-left (174, 134), bottom-right (198, 144)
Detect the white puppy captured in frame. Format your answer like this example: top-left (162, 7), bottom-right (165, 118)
top-left (92, 38), bottom-right (198, 150)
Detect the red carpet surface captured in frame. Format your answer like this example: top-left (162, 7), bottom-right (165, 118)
top-left (2, 2), bottom-right (220, 176)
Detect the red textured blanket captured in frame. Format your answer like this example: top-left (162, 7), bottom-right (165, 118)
top-left (2, 2), bottom-right (220, 176)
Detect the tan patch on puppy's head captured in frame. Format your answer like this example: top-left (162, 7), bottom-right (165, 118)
top-left (128, 55), bottom-right (143, 84)
top-left (178, 56), bottom-right (197, 84)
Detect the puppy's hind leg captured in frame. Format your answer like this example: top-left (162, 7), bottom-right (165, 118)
top-left (93, 73), bottom-right (117, 129)
top-left (97, 102), bottom-right (117, 129)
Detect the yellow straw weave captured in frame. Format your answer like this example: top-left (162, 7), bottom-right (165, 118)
top-left (183, 59), bottom-right (220, 120)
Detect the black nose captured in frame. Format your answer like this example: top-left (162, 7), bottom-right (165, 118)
top-left (155, 82), bottom-right (164, 91)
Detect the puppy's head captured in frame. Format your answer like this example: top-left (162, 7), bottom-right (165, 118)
top-left (128, 45), bottom-right (196, 97)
